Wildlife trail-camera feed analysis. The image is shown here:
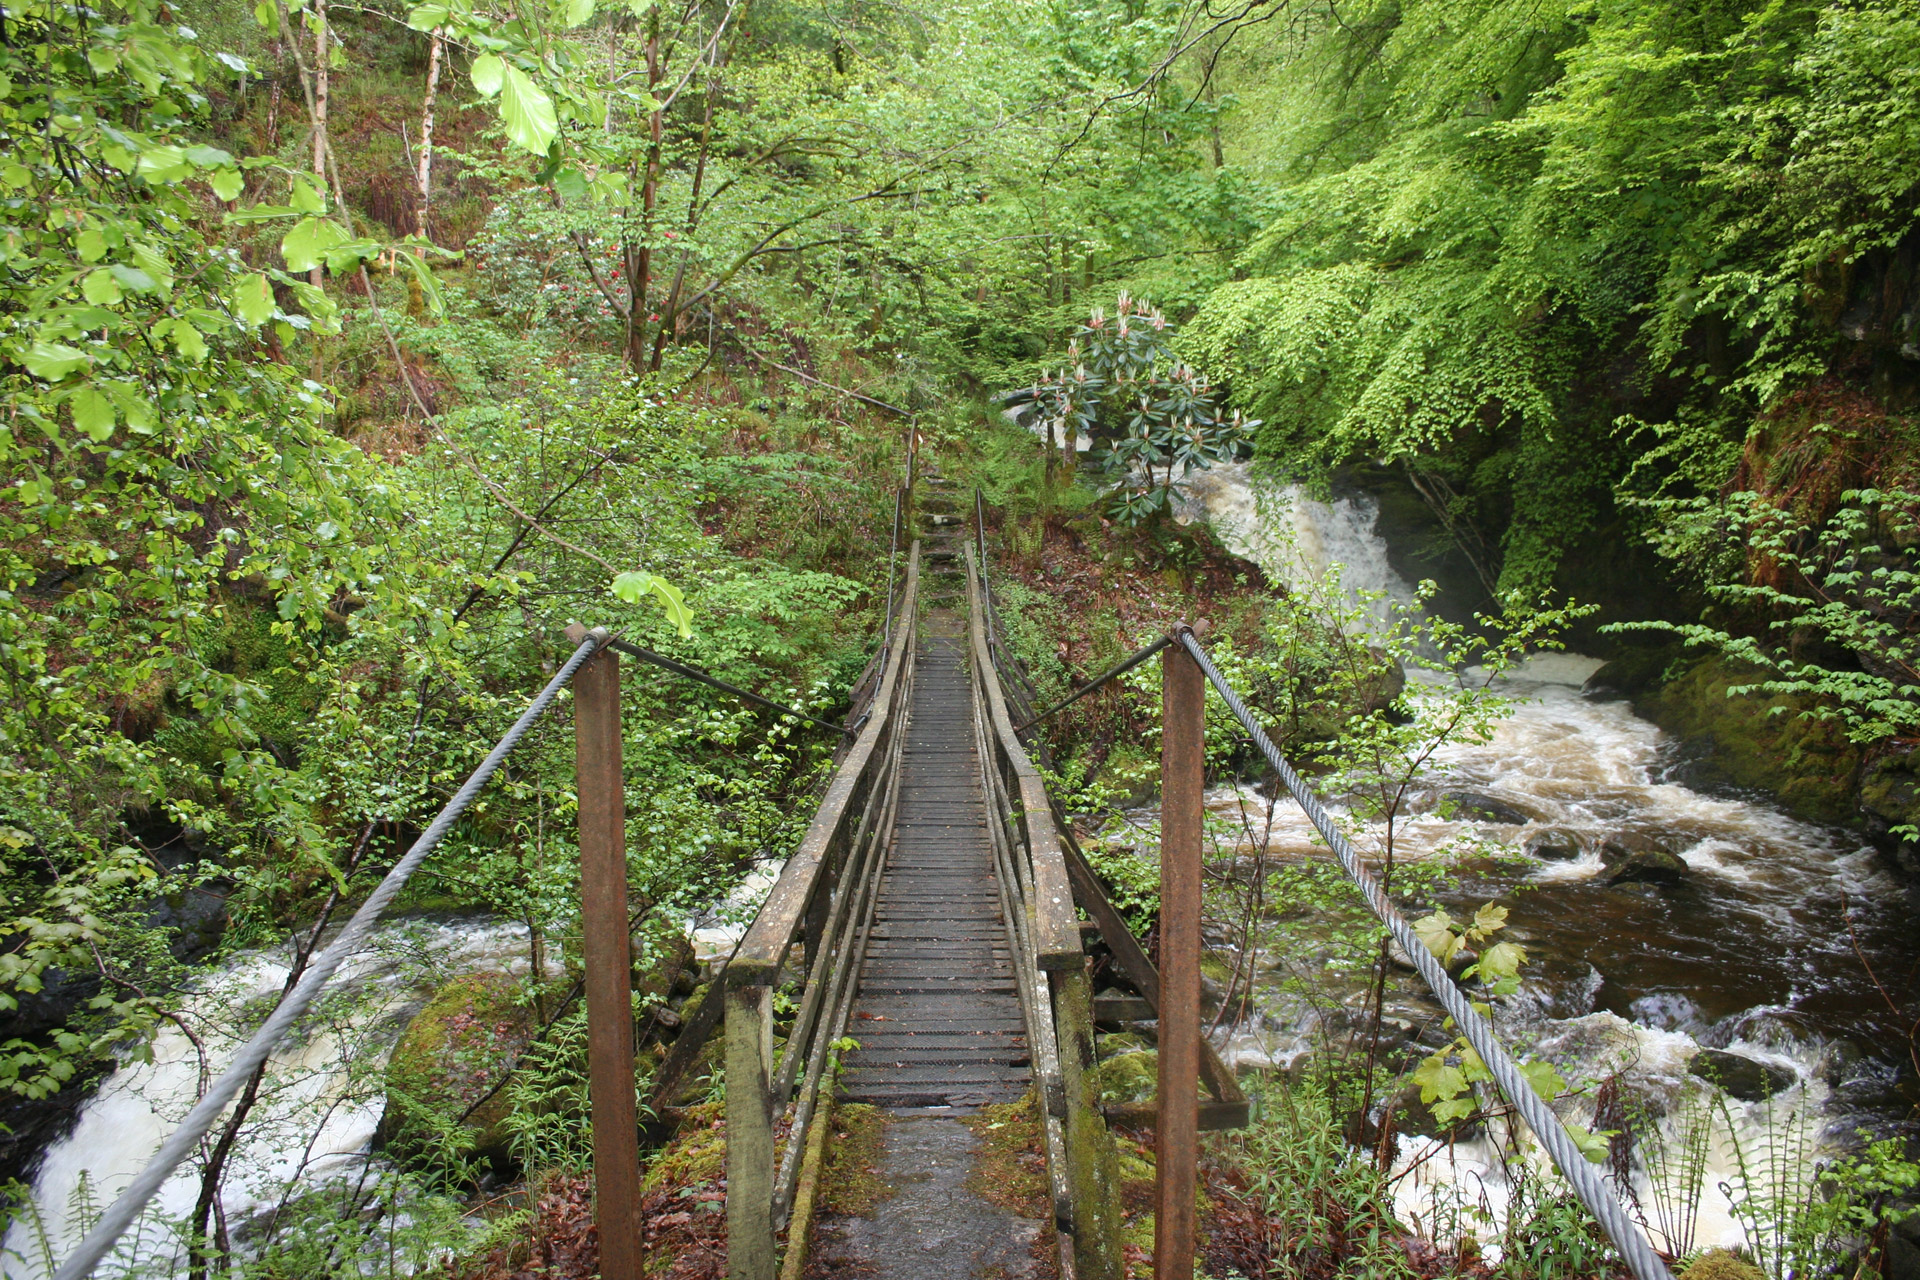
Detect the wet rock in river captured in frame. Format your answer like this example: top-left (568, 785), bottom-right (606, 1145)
top-left (1439, 790), bottom-right (1533, 825)
top-left (1604, 846), bottom-right (1690, 885)
top-left (1523, 826), bottom-right (1587, 860)
top-left (1687, 1048), bottom-right (1797, 1101)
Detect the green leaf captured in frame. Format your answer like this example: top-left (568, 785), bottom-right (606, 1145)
top-left (232, 272), bottom-right (274, 326)
top-left (76, 230), bottom-right (109, 263)
top-left (87, 45), bottom-right (122, 75)
top-left (137, 146), bottom-right (192, 184)
top-left (171, 322), bottom-right (208, 362)
top-left (290, 177), bottom-right (327, 214)
top-left (610, 572), bottom-right (694, 638)
top-left (22, 342), bottom-right (90, 380)
top-left (551, 165), bottom-right (589, 200)
top-left (82, 270), bottom-right (123, 306)
top-left (1566, 1123), bottom-right (1614, 1164)
top-left (1411, 911), bottom-right (1460, 965)
top-left (209, 168), bottom-right (245, 201)
top-left (470, 53), bottom-right (505, 98)
top-left (499, 63), bottom-right (558, 155)
top-left (2, 163), bottom-right (30, 189)
top-left (1411, 1051), bottom-right (1466, 1104)
top-left (1518, 1058), bottom-right (1568, 1102)
top-left (280, 217), bottom-right (348, 273)
top-left (185, 145), bottom-right (235, 169)
top-left (1476, 940), bottom-right (1527, 986)
top-left (102, 381), bottom-right (153, 432)
top-left (563, 0), bottom-right (596, 26)
top-left (108, 264), bottom-right (157, 294)
top-left (406, 2), bottom-right (450, 29)
top-left (69, 386), bottom-right (115, 441)
top-left (255, 0), bottom-right (277, 27)
top-left (1469, 903), bottom-right (1509, 938)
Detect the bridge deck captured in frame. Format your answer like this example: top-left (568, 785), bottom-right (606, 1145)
top-left (839, 615), bottom-right (1032, 1108)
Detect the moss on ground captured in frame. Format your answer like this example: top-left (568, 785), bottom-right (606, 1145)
top-left (962, 1094), bottom-right (1054, 1220)
top-left (817, 1103), bottom-right (891, 1216)
top-left (642, 1101), bottom-right (727, 1193)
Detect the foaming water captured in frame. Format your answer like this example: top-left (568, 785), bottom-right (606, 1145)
top-left (3, 917), bottom-right (542, 1279)
top-left (1174, 462), bottom-right (1416, 622)
top-left (1170, 463), bottom-right (1919, 1256)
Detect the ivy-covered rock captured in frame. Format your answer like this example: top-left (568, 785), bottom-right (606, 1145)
top-left (379, 971), bottom-right (536, 1171)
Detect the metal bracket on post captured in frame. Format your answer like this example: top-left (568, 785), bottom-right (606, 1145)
top-left (1154, 630), bottom-right (1203, 1280)
top-left (566, 623), bottom-right (642, 1280)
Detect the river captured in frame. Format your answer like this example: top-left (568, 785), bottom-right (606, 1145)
top-left (1172, 463), bottom-right (1919, 1257)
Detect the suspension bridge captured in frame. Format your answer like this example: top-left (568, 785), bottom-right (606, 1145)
top-left (45, 445), bottom-right (1675, 1280)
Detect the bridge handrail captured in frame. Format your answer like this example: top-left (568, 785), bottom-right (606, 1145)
top-left (1173, 632), bottom-right (1673, 1280)
top-left (727, 542), bottom-right (921, 985)
top-left (51, 627), bottom-right (613, 1280)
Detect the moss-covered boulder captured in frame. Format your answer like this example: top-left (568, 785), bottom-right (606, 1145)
top-left (380, 971), bottom-right (535, 1170)
top-left (1638, 657), bottom-right (1862, 825)
top-left (1679, 1248), bottom-right (1767, 1280)
top-left (1860, 746), bottom-right (1920, 879)
top-left (1094, 1049), bottom-right (1158, 1108)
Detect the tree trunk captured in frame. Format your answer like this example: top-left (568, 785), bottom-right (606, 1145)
top-left (414, 29), bottom-right (441, 239)
top-left (310, 0), bottom-right (329, 290)
top-left (626, 10), bottom-right (663, 372)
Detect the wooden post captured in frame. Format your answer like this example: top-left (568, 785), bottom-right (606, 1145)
top-left (568, 624), bottom-right (642, 1280)
top-left (727, 982), bottom-right (776, 1280)
top-left (1155, 636), bottom-right (1204, 1280)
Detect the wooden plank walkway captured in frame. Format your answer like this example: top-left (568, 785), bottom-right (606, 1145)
top-left (840, 609), bottom-right (1032, 1109)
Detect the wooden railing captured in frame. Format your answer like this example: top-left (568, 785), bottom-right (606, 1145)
top-left (969, 501), bottom-right (1250, 1133)
top-left (725, 545), bottom-right (921, 1280)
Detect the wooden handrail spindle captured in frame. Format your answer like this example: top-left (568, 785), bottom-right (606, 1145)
top-left (568, 627), bottom-right (643, 1280)
top-left (1155, 638), bottom-right (1204, 1280)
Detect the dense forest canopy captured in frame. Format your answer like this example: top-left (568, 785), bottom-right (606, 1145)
top-left (2, 0), bottom-right (1918, 1272)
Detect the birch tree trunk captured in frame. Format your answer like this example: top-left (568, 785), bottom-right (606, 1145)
top-left (415, 29), bottom-right (442, 239)
top-left (310, 0), bottom-right (329, 289)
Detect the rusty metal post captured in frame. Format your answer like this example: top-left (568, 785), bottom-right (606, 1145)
top-left (568, 624), bottom-right (642, 1280)
top-left (1155, 634), bottom-right (1204, 1280)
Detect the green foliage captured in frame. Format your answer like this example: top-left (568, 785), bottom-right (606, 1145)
top-left (1185, 0), bottom-right (1920, 595)
top-left (1622, 488), bottom-right (1920, 756)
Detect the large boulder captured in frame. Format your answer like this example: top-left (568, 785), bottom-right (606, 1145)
top-left (380, 971), bottom-right (536, 1170)
top-left (1604, 846), bottom-right (1690, 886)
top-left (1582, 644), bottom-right (1687, 702)
top-left (1524, 827), bottom-right (1587, 861)
top-left (1687, 1048), bottom-right (1797, 1101)
top-left (1439, 791), bottom-right (1533, 825)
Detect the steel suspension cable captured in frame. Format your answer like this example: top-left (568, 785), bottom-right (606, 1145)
top-left (52, 630), bottom-right (611, 1280)
top-left (1013, 634), bottom-right (1173, 735)
top-left (1174, 632), bottom-right (1674, 1280)
top-left (605, 639), bottom-right (854, 738)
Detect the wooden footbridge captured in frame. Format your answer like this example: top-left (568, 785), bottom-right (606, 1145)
top-left (720, 466), bottom-right (1246, 1280)
top-left (49, 453), bottom-right (1673, 1280)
